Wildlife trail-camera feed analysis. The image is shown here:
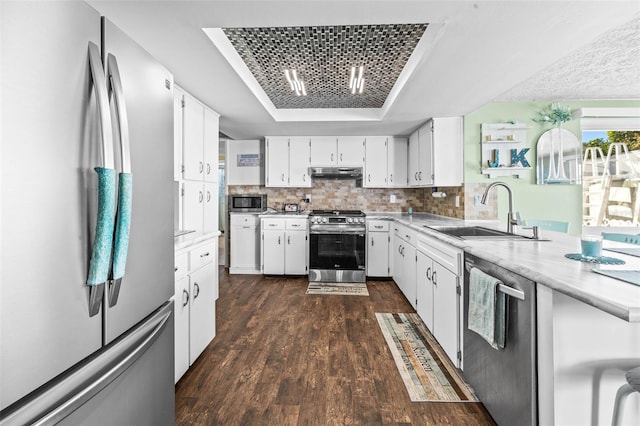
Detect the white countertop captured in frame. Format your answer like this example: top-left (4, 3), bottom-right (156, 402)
top-left (174, 230), bottom-right (220, 251)
top-left (366, 213), bottom-right (640, 323)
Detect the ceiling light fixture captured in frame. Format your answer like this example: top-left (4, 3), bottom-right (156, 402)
top-left (284, 69), bottom-right (306, 96)
top-left (349, 66), bottom-right (365, 94)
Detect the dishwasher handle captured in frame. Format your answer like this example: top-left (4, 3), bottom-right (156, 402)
top-left (465, 260), bottom-right (525, 301)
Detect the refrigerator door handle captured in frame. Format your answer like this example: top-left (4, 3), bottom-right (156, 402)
top-left (0, 301), bottom-right (173, 426)
top-left (86, 42), bottom-right (116, 318)
top-left (106, 53), bottom-right (132, 308)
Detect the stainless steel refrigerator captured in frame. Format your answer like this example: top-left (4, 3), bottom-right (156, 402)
top-left (1, 1), bottom-right (175, 424)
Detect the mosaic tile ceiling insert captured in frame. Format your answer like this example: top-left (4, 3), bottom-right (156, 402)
top-left (222, 24), bottom-right (428, 109)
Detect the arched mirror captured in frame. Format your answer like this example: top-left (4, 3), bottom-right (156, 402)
top-left (536, 128), bottom-right (582, 184)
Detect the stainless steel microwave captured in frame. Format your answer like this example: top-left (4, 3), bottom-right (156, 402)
top-left (228, 194), bottom-right (267, 212)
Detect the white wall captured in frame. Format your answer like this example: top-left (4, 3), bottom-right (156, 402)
top-left (226, 139), bottom-right (264, 186)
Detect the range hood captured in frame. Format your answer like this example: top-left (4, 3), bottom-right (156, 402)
top-left (309, 166), bottom-right (363, 179)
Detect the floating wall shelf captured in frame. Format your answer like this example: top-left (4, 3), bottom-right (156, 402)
top-left (480, 123), bottom-right (531, 179)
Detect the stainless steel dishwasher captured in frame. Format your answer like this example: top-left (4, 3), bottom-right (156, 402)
top-left (463, 254), bottom-right (537, 426)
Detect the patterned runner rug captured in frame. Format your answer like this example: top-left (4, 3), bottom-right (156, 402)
top-left (305, 282), bottom-right (369, 296)
top-left (376, 313), bottom-right (478, 402)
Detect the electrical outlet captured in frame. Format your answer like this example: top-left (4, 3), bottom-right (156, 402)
top-left (305, 194), bottom-right (311, 203)
top-left (390, 194), bottom-right (397, 203)
top-left (455, 195), bottom-right (460, 208)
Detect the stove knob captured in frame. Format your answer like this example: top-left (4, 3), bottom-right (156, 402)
top-left (347, 218), bottom-right (353, 223)
top-left (322, 217), bottom-right (328, 223)
top-left (360, 218), bottom-right (365, 223)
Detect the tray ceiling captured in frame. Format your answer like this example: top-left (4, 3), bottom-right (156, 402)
top-left (222, 24), bottom-right (428, 109)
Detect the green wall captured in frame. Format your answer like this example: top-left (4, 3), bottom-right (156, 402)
top-left (464, 100), bottom-right (640, 235)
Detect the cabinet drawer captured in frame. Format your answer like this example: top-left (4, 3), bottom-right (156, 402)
top-left (189, 241), bottom-right (216, 270)
top-left (175, 252), bottom-right (189, 281)
top-left (286, 219), bottom-right (308, 230)
top-left (367, 220), bottom-right (389, 232)
top-left (417, 234), bottom-right (462, 275)
top-left (261, 218), bottom-right (285, 230)
top-left (230, 214), bottom-right (260, 227)
top-left (393, 223), bottom-right (416, 245)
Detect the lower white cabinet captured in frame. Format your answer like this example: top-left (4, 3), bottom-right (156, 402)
top-left (261, 217), bottom-right (308, 275)
top-left (392, 224), bottom-right (417, 309)
top-left (416, 233), bottom-right (463, 366)
top-left (174, 238), bottom-right (218, 383)
top-left (367, 219), bottom-right (391, 277)
top-left (230, 214), bottom-right (261, 274)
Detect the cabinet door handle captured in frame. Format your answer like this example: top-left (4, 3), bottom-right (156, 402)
top-left (291, 224), bottom-right (300, 227)
top-left (371, 238), bottom-right (374, 247)
top-left (193, 282), bottom-right (200, 299)
top-left (182, 289), bottom-right (189, 307)
top-left (432, 270), bottom-right (437, 286)
top-left (368, 174), bottom-right (371, 182)
top-left (374, 225), bottom-right (383, 229)
top-left (390, 173), bottom-right (393, 183)
top-left (414, 172), bottom-right (418, 181)
top-left (242, 226), bottom-right (250, 229)
top-left (199, 191), bottom-right (203, 203)
top-left (419, 171), bottom-right (422, 181)
top-left (199, 161), bottom-right (203, 173)
top-left (278, 236), bottom-right (281, 245)
top-left (281, 173), bottom-right (285, 182)
top-left (426, 267), bottom-right (432, 281)
top-left (303, 173), bottom-right (306, 182)
top-left (331, 153), bottom-right (334, 162)
top-left (287, 236), bottom-right (291, 245)
top-left (206, 191), bottom-right (211, 202)
top-left (174, 266), bottom-right (178, 272)
top-left (207, 163), bottom-right (211, 175)
top-left (340, 153), bottom-right (343, 162)
top-left (200, 252), bottom-right (210, 258)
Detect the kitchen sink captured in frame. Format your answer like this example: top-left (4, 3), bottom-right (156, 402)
top-left (425, 225), bottom-right (545, 241)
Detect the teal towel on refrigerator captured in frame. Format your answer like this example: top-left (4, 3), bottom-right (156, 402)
top-left (468, 267), bottom-right (506, 349)
top-left (87, 167), bottom-right (116, 285)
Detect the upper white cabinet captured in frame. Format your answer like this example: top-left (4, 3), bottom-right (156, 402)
top-left (310, 136), bottom-right (365, 166)
top-left (310, 136), bottom-right (338, 166)
top-left (364, 136), bottom-right (408, 188)
top-left (388, 137), bottom-right (408, 187)
top-left (173, 87), bottom-right (184, 181)
top-left (364, 136), bottom-right (388, 187)
top-left (203, 109), bottom-right (219, 182)
top-left (408, 117), bottom-right (463, 187)
top-left (265, 136), bottom-right (311, 188)
top-left (337, 136), bottom-right (365, 166)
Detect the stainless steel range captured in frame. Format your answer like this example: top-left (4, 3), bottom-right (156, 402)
top-left (308, 210), bottom-right (366, 283)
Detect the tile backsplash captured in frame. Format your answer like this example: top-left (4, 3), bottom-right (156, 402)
top-left (228, 180), bottom-right (466, 218)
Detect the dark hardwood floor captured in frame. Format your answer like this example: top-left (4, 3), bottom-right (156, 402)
top-left (175, 269), bottom-right (496, 425)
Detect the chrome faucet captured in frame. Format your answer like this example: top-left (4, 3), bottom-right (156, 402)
top-left (481, 182), bottom-right (521, 234)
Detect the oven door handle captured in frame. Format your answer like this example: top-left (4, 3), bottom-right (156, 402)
top-left (309, 229), bottom-right (365, 235)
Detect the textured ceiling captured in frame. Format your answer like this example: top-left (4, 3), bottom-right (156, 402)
top-left (222, 24), bottom-right (428, 109)
top-left (497, 16), bottom-right (640, 101)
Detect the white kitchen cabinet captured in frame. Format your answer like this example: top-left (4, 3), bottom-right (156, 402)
top-left (310, 136), bottom-right (338, 166)
top-left (366, 219), bottom-right (391, 277)
top-left (416, 233), bottom-right (463, 366)
top-left (182, 93), bottom-right (205, 181)
top-left (261, 217), bottom-right (308, 275)
top-left (337, 136), bottom-right (365, 166)
top-left (265, 137), bottom-right (289, 187)
top-left (174, 238), bottom-right (218, 382)
top-left (364, 137), bottom-right (388, 187)
top-left (182, 181), bottom-right (217, 233)
top-left (188, 261), bottom-right (217, 365)
top-left (173, 87), bottom-right (184, 181)
top-left (309, 136), bottom-right (364, 166)
top-left (203, 109), bottom-right (219, 183)
top-left (392, 224), bottom-right (417, 308)
top-left (230, 214), bottom-right (261, 274)
top-left (288, 137), bottom-right (311, 187)
top-left (176, 87), bottom-right (219, 233)
top-left (408, 117), bottom-right (463, 187)
top-left (388, 137), bottom-right (408, 187)
top-left (265, 137), bottom-right (311, 188)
